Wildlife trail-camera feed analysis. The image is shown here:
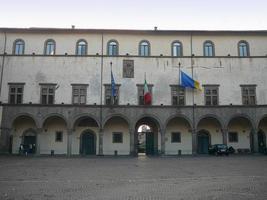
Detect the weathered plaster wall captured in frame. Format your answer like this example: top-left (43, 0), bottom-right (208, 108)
top-left (1, 57), bottom-right (267, 106)
top-left (228, 118), bottom-right (251, 150)
top-left (103, 117), bottom-right (130, 155)
top-left (165, 118), bottom-right (192, 155)
top-left (41, 118), bottom-right (67, 154)
top-left (2, 32), bottom-right (267, 56)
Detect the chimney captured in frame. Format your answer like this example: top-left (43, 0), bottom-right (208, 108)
top-left (71, 25), bottom-right (75, 29)
top-left (154, 26), bottom-right (158, 31)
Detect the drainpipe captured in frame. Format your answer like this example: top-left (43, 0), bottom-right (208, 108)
top-left (190, 31), bottom-right (197, 155)
top-left (0, 31), bottom-right (7, 152)
top-left (0, 31), bottom-right (7, 100)
top-left (99, 32), bottom-right (104, 155)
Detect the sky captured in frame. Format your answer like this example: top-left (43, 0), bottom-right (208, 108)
top-left (1, 0), bottom-right (267, 30)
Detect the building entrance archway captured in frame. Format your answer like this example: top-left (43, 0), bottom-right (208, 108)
top-left (11, 115), bottom-right (37, 154)
top-left (137, 125), bottom-right (154, 155)
top-left (135, 117), bottom-right (161, 156)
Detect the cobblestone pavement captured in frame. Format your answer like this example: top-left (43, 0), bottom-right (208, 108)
top-left (0, 155), bottom-right (266, 200)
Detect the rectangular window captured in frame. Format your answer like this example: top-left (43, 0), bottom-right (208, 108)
top-left (45, 42), bottom-right (55, 55)
top-left (108, 45), bottom-right (117, 56)
top-left (172, 43), bottom-right (182, 57)
top-left (113, 132), bottom-right (123, 143)
top-left (171, 132), bottom-right (181, 143)
top-left (40, 84), bottom-right (56, 104)
top-left (8, 83), bottom-right (24, 104)
top-left (104, 84), bottom-right (120, 105)
top-left (241, 85), bottom-right (256, 105)
top-left (140, 46), bottom-right (149, 56)
top-left (171, 85), bottom-right (185, 105)
top-left (137, 84), bottom-right (153, 105)
top-left (55, 131), bottom-right (63, 142)
top-left (204, 46), bottom-right (213, 56)
top-left (240, 46), bottom-right (247, 57)
top-left (15, 43), bottom-right (24, 55)
top-left (72, 84), bottom-right (88, 104)
top-left (204, 85), bottom-right (219, 106)
top-left (228, 132), bottom-right (238, 143)
top-left (77, 43), bottom-right (87, 55)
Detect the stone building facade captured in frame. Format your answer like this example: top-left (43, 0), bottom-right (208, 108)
top-left (0, 28), bottom-right (266, 156)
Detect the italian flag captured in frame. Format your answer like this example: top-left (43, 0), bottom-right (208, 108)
top-left (144, 79), bottom-right (152, 105)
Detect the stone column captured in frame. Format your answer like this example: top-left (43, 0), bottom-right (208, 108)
top-left (35, 128), bottom-right (42, 155)
top-left (98, 128), bottom-right (103, 155)
top-left (129, 127), bottom-right (136, 156)
top-left (252, 129), bottom-right (258, 153)
top-left (222, 128), bottom-right (228, 145)
top-left (160, 127), bottom-right (166, 155)
top-left (67, 129), bottom-right (73, 157)
top-left (192, 129), bottom-right (197, 155)
top-left (0, 128), bottom-right (11, 153)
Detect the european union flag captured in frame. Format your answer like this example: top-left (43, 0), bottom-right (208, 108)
top-left (180, 71), bottom-right (201, 90)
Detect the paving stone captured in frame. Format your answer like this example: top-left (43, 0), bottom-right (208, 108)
top-left (0, 155), bottom-right (266, 200)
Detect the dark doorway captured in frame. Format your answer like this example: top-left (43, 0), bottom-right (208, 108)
top-left (80, 131), bottom-right (96, 155)
top-left (137, 123), bottom-right (157, 156)
top-left (137, 130), bottom-right (155, 155)
top-left (9, 135), bottom-right (13, 154)
top-left (146, 132), bottom-right (154, 155)
top-left (22, 130), bottom-right (36, 154)
top-left (137, 131), bottom-right (146, 154)
top-left (197, 131), bottom-right (210, 154)
top-left (135, 117), bottom-right (161, 156)
top-left (258, 130), bottom-right (266, 153)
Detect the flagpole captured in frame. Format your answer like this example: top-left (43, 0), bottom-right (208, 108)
top-left (144, 72), bottom-right (146, 105)
top-left (178, 62), bottom-right (181, 85)
top-left (110, 61), bottom-right (113, 105)
top-left (110, 61), bottom-right (113, 71)
top-left (178, 62), bottom-right (181, 103)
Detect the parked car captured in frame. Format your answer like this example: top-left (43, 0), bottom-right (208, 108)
top-left (19, 144), bottom-right (36, 155)
top-left (228, 146), bottom-right (235, 154)
top-left (209, 144), bottom-right (229, 156)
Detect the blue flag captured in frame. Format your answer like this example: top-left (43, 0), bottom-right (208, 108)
top-left (111, 70), bottom-right (116, 97)
top-left (180, 71), bottom-right (201, 90)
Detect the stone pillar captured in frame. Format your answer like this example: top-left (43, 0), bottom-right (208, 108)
top-left (192, 129), bottom-right (197, 155)
top-left (129, 127), bottom-right (136, 156)
top-left (35, 128), bottom-right (42, 155)
top-left (160, 127), bottom-right (166, 155)
top-left (67, 129), bottom-right (73, 157)
top-left (98, 128), bottom-right (103, 155)
top-left (222, 129), bottom-right (228, 145)
top-left (252, 129), bottom-right (258, 153)
top-left (0, 128), bottom-right (11, 154)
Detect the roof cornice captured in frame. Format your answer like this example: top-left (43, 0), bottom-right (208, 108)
top-left (0, 27), bottom-right (267, 35)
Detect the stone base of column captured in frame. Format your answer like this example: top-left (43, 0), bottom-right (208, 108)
top-left (192, 130), bottom-right (197, 155)
top-left (253, 132), bottom-right (259, 153)
top-left (0, 129), bottom-right (11, 154)
top-left (222, 129), bottom-right (228, 145)
top-left (161, 129), bottom-right (166, 156)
